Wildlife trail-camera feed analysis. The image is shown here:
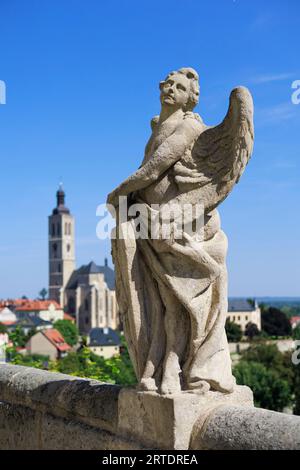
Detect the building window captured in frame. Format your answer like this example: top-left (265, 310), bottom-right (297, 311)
top-left (245, 316), bottom-right (248, 321)
top-left (238, 316), bottom-right (240, 321)
top-left (52, 243), bottom-right (57, 258)
top-left (57, 223), bottom-right (61, 236)
top-left (67, 244), bottom-right (71, 252)
top-left (52, 223), bottom-right (55, 237)
top-left (58, 263), bottom-right (61, 273)
top-left (65, 223), bottom-right (68, 235)
top-left (69, 223), bottom-right (71, 235)
top-left (85, 317), bottom-right (89, 325)
top-left (233, 316), bottom-right (235, 321)
top-left (85, 299), bottom-right (89, 311)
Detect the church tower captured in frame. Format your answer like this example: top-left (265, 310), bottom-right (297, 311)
top-left (48, 184), bottom-right (75, 304)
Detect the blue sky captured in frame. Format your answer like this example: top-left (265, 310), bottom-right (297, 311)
top-left (0, 0), bottom-right (299, 298)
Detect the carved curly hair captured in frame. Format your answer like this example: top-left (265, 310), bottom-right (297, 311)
top-left (159, 67), bottom-right (200, 112)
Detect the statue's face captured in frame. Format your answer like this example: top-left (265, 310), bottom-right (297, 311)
top-left (160, 73), bottom-right (190, 110)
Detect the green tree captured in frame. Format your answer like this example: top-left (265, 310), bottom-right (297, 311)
top-left (293, 361), bottom-right (300, 416)
top-left (53, 319), bottom-right (79, 346)
top-left (259, 302), bottom-right (267, 313)
top-left (240, 343), bottom-right (294, 389)
top-left (245, 322), bottom-right (260, 340)
top-left (0, 323), bottom-right (8, 334)
top-left (6, 346), bottom-right (50, 369)
top-left (261, 307), bottom-right (292, 337)
top-left (233, 360), bottom-right (291, 411)
top-left (38, 288), bottom-right (48, 300)
top-left (292, 325), bottom-right (300, 340)
top-left (9, 326), bottom-right (27, 348)
top-left (246, 298), bottom-right (255, 308)
top-left (54, 345), bottom-right (137, 386)
top-left (225, 319), bottom-right (242, 342)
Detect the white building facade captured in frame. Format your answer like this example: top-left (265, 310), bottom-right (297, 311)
top-left (227, 299), bottom-right (261, 332)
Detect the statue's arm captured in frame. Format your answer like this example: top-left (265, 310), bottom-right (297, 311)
top-left (107, 118), bottom-right (202, 205)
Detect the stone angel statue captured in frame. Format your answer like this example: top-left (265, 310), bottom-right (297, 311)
top-left (107, 67), bottom-right (254, 395)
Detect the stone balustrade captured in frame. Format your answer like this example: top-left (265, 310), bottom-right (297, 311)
top-left (0, 364), bottom-right (299, 450)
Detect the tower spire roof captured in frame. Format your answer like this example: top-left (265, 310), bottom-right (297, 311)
top-left (52, 183), bottom-right (70, 215)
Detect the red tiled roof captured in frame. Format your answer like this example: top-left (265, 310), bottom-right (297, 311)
top-left (16, 300), bottom-right (62, 312)
top-left (290, 316), bottom-right (300, 324)
top-left (0, 321), bottom-right (16, 326)
top-left (43, 329), bottom-right (71, 352)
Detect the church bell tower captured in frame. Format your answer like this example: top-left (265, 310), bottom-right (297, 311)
top-left (48, 184), bottom-right (75, 304)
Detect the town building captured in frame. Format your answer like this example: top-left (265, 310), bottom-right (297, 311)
top-left (48, 185), bottom-right (118, 334)
top-left (88, 327), bottom-right (121, 359)
top-left (14, 300), bottom-right (64, 323)
top-left (227, 298), bottom-right (261, 332)
top-left (0, 307), bottom-right (17, 326)
top-left (26, 328), bottom-right (71, 360)
top-left (290, 316), bottom-right (300, 329)
top-left (0, 333), bottom-right (10, 364)
top-left (13, 314), bottom-right (53, 335)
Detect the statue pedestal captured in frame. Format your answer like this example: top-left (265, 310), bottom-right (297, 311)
top-left (118, 385), bottom-right (254, 450)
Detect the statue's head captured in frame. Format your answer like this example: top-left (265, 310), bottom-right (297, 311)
top-left (159, 67), bottom-right (199, 112)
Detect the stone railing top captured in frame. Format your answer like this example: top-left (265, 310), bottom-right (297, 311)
top-left (0, 364), bottom-right (121, 434)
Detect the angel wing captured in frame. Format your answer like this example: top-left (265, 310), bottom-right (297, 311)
top-left (175, 86), bottom-right (254, 213)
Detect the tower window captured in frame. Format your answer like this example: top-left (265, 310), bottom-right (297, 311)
top-left (57, 223), bottom-right (61, 236)
top-left (69, 223), bottom-right (71, 235)
top-left (67, 244), bottom-right (71, 252)
top-left (52, 243), bottom-right (57, 258)
top-left (65, 223), bottom-right (68, 235)
top-left (58, 263), bottom-right (61, 273)
top-left (85, 299), bottom-right (89, 311)
top-left (51, 224), bottom-right (55, 237)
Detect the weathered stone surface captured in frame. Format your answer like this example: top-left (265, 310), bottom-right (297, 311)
top-left (190, 405), bottom-right (300, 450)
top-left (118, 385), bottom-right (254, 449)
top-left (0, 402), bottom-right (41, 449)
top-left (0, 402), bottom-right (142, 450)
top-left (108, 67), bottom-right (254, 396)
top-left (0, 364), bottom-right (121, 433)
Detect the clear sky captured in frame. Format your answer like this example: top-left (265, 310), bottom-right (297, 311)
top-left (0, 0), bottom-right (299, 299)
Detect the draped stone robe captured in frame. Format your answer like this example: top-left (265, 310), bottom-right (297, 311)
top-left (112, 200), bottom-right (235, 393)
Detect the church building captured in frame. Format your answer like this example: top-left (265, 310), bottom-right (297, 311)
top-left (48, 185), bottom-right (118, 333)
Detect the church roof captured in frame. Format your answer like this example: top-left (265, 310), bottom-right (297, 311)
top-left (77, 261), bottom-right (101, 275)
top-left (228, 299), bottom-right (256, 312)
top-left (70, 260), bottom-right (115, 290)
